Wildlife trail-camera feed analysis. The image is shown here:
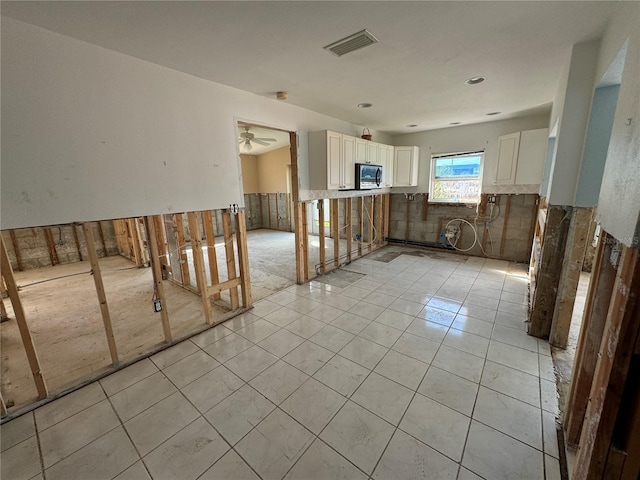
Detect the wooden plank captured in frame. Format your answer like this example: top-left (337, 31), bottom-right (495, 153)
top-left (405, 196), bottom-right (411, 242)
top-left (603, 447), bottom-right (626, 480)
top-left (235, 210), bottom-right (252, 308)
top-left (574, 246), bottom-right (640, 479)
top-left (173, 214), bottom-right (191, 286)
top-left (0, 296), bottom-right (8, 321)
top-left (295, 202), bottom-right (305, 284)
top-left (152, 215), bottom-right (169, 278)
top-left (267, 194), bottom-right (272, 228)
top-left (550, 207), bottom-right (594, 347)
top-left (499, 195), bottom-right (511, 257)
top-left (202, 211), bottom-right (221, 300)
top-left (222, 210), bottom-right (240, 309)
top-left (528, 196), bottom-right (540, 251)
top-left (368, 196), bottom-right (374, 253)
top-left (619, 369), bottom-right (640, 479)
top-left (72, 223), bottom-right (83, 262)
top-left (318, 200), bottom-right (326, 274)
top-left (135, 218), bottom-right (149, 265)
top-left (207, 277), bottom-right (242, 297)
top-left (82, 222), bottom-right (119, 366)
top-left (331, 198), bottom-right (339, 267)
top-left (528, 205), bottom-right (571, 338)
top-left (126, 218), bottom-right (141, 266)
top-left (145, 217), bottom-right (172, 343)
top-left (97, 221), bottom-right (107, 256)
top-left (0, 391), bottom-right (7, 417)
top-left (275, 193), bottom-right (280, 230)
top-left (8, 230), bottom-right (23, 271)
top-left (346, 197), bottom-right (353, 263)
top-left (0, 236), bottom-right (48, 398)
top-left (302, 202), bottom-right (309, 281)
top-left (358, 197), bottom-right (364, 257)
top-left (383, 194), bottom-right (391, 246)
top-left (478, 194), bottom-right (489, 251)
top-left (376, 194), bottom-right (383, 248)
top-left (44, 228), bottom-right (59, 266)
top-left (187, 212), bottom-right (213, 323)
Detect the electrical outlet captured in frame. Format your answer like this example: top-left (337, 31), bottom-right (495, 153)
top-left (153, 299), bottom-right (163, 313)
top-left (488, 196), bottom-right (497, 204)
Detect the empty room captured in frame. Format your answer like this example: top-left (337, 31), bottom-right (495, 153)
top-left (1, 2), bottom-right (639, 480)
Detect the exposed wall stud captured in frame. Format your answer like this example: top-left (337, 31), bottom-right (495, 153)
top-left (202, 211), bottom-right (221, 300)
top-left (222, 210), bottom-right (240, 309)
top-left (145, 216), bottom-right (172, 342)
top-left (187, 212), bottom-right (213, 323)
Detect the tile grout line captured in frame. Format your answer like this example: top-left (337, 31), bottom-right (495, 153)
top-left (33, 410), bottom-right (47, 480)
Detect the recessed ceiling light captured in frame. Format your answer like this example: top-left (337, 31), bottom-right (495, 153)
top-left (465, 76), bottom-right (485, 85)
top-left (406, 124), bottom-right (418, 128)
top-left (486, 111), bottom-right (501, 116)
top-left (450, 122), bottom-right (461, 125)
top-left (358, 103), bottom-right (373, 108)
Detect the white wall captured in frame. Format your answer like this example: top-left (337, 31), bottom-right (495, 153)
top-left (390, 114), bottom-right (550, 194)
top-left (0, 17), bottom-right (389, 229)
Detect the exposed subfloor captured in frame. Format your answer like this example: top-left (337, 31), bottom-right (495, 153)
top-left (2, 246), bottom-right (563, 480)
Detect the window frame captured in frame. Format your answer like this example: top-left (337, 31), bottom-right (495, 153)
top-left (429, 150), bottom-right (484, 204)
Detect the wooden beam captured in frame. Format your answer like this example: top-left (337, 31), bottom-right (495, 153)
top-left (499, 195), bottom-right (511, 257)
top-left (222, 210), bottom-right (240, 309)
top-left (97, 221), bottom-right (107, 256)
top-left (331, 198), bottom-right (339, 267)
top-left (302, 202), bottom-right (309, 281)
top-left (574, 246), bottom-right (640, 479)
top-left (82, 222), bottom-right (119, 366)
top-left (528, 196), bottom-right (540, 251)
top-left (346, 197), bottom-right (353, 263)
top-left (187, 212), bottom-right (213, 323)
top-left (207, 277), bottom-right (242, 297)
top-left (368, 196), bottom-right (374, 253)
top-left (528, 205), bottom-right (571, 338)
top-left (202, 211), bottom-right (221, 300)
top-left (358, 197), bottom-right (364, 257)
top-left (0, 296), bottom-right (8, 322)
top-left (44, 228), bottom-right (59, 266)
top-left (235, 210), bottom-right (252, 308)
top-left (0, 236), bottom-right (48, 398)
top-left (405, 195), bottom-right (411, 243)
top-left (383, 194), bottom-right (390, 246)
top-left (478, 194), bottom-right (489, 251)
top-left (295, 202), bottom-right (305, 284)
top-left (152, 215), bottom-right (169, 277)
top-left (173, 214), bottom-right (191, 286)
top-left (145, 217), bottom-right (172, 343)
top-left (376, 194), bottom-right (383, 248)
top-left (72, 223), bottom-right (83, 262)
top-left (318, 200), bottom-right (326, 274)
top-left (550, 207), bottom-right (593, 347)
top-left (8, 230), bottom-right (23, 271)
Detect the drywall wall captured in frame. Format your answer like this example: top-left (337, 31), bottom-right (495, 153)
top-left (257, 147), bottom-right (290, 193)
top-left (390, 114), bottom-right (550, 194)
top-left (1, 17), bottom-right (390, 230)
top-left (575, 85), bottom-right (620, 207)
top-left (240, 155), bottom-right (259, 194)
top-left (540, 137), bottom-right (556, 199)
top-left (594, 1), bottom-right (640, 247)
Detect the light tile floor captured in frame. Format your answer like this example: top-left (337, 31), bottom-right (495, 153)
top-left (1, 248), bottom-right (561, 480)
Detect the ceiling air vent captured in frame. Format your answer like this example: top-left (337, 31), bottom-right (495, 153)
top-left (324, 29), bottom-right (379, 57)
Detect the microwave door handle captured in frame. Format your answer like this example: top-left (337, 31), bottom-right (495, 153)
top-left (375, 168), bottom-right (382, 186)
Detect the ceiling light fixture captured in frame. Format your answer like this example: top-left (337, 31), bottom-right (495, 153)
top-left (358, 103), bottom-right (372, 108)
top-left (486, 111), bottom-right (501, 116)
top-left (243, 139), bottom-right (253, 152)
top-left (465, 76), bottom-right (485, 85)
top-left (276, 91), bottom-right (288, 100)
top-left (450, 122), bottom-right (461, 125)
top-left (406, 124), bottom-right (418, 128)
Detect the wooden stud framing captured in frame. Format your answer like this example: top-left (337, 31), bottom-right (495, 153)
top-left (222, 210), bottom-right (240, 309)
top-left (0, 236), bottom-right (48, 399)
top-left (202, 211), bottom-right (221, 300)
top-left (331, 199), bottom-right (340, 267)
top-left (72, 223), bottom-right (83, 261)
top-left (574, 246), bottom-right (640, 479)
top-left (358, 197), bottom-right (364, 257)
top-left (0, 296), bottom-right (8, 322)
top-left (8, 230), bottom-right (23, 271)
top-left (207, 278), bottom-right (242, 297)
top-left (235, 210), bottom-right (252, 307)
top-left (0, 391), bottom-right (6, 417)
top-left (346, 198), bottom-right (353, 263)
top-left (267, 194), bottom-right (272, 228)
top-left (318, 200), bottom-right (326, 274)
top-left (368, 196), bottom-right (374, 253)
top-left (302, 202), bottom-right (309, 281)
top-left (145, 216), bottom-right (172, 342)
top-left (187, 212), bottom-right (213, 323)
top-left (275, 194), bottom-right (280, 230)
top-left (405, 196), bottom-right (411, 243)
top-left (499, 195), bottom-right (511, 257)
top-left (152, 215), bottom-right (169, 278)
top-left (173, 214), bottom-right (191, 286)
top-left (550, 206), bottom-right (593, 347)
top-left (44, 228), bottom-right (59, 266)
top-left (82, 222), bottom-right (119, 366)
top-left (383, 194), bottom-right (391, 246)
top-left (97, 221), bottom-right (107, 256)
top-left (376, 194), bottom-right (383, 247)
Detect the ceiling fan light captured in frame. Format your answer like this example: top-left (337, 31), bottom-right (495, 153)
top-left (243, 140), bottom-right (252, 152)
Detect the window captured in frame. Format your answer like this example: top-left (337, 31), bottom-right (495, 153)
top-left (430, 151), bottom-right (483, 203)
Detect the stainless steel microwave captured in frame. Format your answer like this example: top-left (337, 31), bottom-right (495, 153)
top-left (355, 163), bottom-right (382, 190)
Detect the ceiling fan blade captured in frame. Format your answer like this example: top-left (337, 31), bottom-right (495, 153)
top-left (252, 139), bottom-right (270, 146)
top-left (254, 137), bottom-right (277, 142)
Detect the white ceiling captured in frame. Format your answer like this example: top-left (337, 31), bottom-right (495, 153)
top-left (1, 1), bottom-right (616, 134)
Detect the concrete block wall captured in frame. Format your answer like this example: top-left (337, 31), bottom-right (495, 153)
top-left (2, 221), bottom-right (118, 271)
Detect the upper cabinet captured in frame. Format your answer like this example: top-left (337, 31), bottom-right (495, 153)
top-left (309, 130), bottom-right (355, 190)
top-left (495, 128), bottom-right (549, 185)
top-left (393, 146), bottom-right (420, 187)
top-left (378, 143), bottom-right (394, 187)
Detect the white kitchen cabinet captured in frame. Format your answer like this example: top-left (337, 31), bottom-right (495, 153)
top-left (378, 143), bottom-right (394, 187)
top-left (342, 134), bottom-right (356, 189)
top-left (366, 141), bottom-right (378, 164)
top-left (308, 130), bottom-right (355, 190)
top-left (494, 129), bottom-right (549, 185)
top-left (355, 138), bottom-right (368, 164)
top-left (393, 146), bottom-right (420, 186)
top-left (494, 132), bottom-right (521, 184)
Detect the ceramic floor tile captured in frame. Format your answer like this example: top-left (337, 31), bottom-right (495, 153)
top-left (123, 392), bottom-right (199, 456)
top-left (358, 321), bottom-right (403, 347)
top-left (417, 306), bottom-right (457, 327)
top-left (354, 279), bottom-right (384, 291)
top-left (268, 290), bottom-right (299, 306)
top-left (330, 312), bottom-right (372, 334)
top-left (539, 353), bottom-right (556, 382)
top-left (427, 297), bottom-right (462, 313)
top-left (372, 429), bottom-right (459, 480)
top-left (262, 306), bottom-right (303, 327)
top-left (284, 439), bottom-right (367, 480)
top-left (35, 382), bottom-right (106, 431)
top-left (0, 436), bottom-right (41, 480)
top-left (364, 291), bottom-right (398, 309)
top-left (162, 350), bottom-right (220, 388)
top-left (387, 297), bottom-right (425, 316)
top-left (400, 393), bottom-right (470, 462)
top-left (328, 295), bottom-right (361, 311)
top-left (418, 366), bottom-right (478, 416)
top-left (542, 410), bottom-right (560, 459)
top-left (545, 454), bottom-right (562, 480)
top-left (313, 355), bottom-right (370, 397)
top-left (1, 412), bottom-right (35, 452)
top-left (199, 450), bottom-right (260, 480)
top-left (281, 377), bottom-right (347, 434)
top-left (392, 332), bottom-right (440, 364)
top-left (283, 341), bottom-right (334, 375)
top-left (285, 315), bottom-right (327, 338)
top-left (374, 308), bottom-right (415, 329)
top-left (341, 285), bottom-right (373, 300)
top-left (149, 342), bottom-right (199, 370)
top-left (351, 372), bottom-right (413, 425)
top-left (235, 409), bottom-right (314, 480)
top-left (320, 401), bottom-right (395, 475)
top-left (143, 417), bottom-right (228, 480)
top-left (498, 300), bottom-right (528, 316)
top-left (203, 332), bottom-right (254, 363)
top-left (310, 325), bottom-right (355, 352)
top-left (223, 311), bottom-right (261, 331)
top-left (451, 315), bottom-right (494, 338)
top-left (501, 290), bottom-right (528, 305)
top-left (224, 345), bottom-right (279, 381)
top-left (235, 319), bottom-right (281, 343)
top-left (541, 378), bottom-right (559, 414)
top-left (473, 386), bottom-right (542, 450)
top-left (374, 284), bottom-right (406, 297)
top-left (190, 324), bottom-right (234, 348)
top-left (443, 329), bottom-right (490, 358)
top-left (39, 399), bottom-right (120, 468)
top-left (462, 421), bottom-right (543, 480)
top-left (481, 361), bottom-right (540, 408)
top-left (204, 384), bottom-right (275, 445)
top-left (287, 297), bottom-right (323, 315)
top-left (44, 427), bottom-right (137, 480)
top-left (405, 318), bottom-right (449, 343)
top-left (398, 290), bottom-right (432, 305)
top-left (487, 341), bottom-right (539, 376)
top-left (306, 303), bottom-right (344, 323)
top-left (436, 286), bottom-right (470, 303)
top-left (374, 350), bottom-right (429, 390)
top-left (469, 286), bottom-right (502, 300)
top-left (457, 303), bottom-right (497, 323)
top-left (252, 299), bottom-right (282, 317)
top-left (112, 461), bottom-right (151, 480)
top-left (494, 311), bottom-right (527, 330)
top-left (110, 371), bottom-right (177, 421)
top-left (258, 328), bottom-right (305, 357)
top-left (249, 360), bottom-right (309, 405)
top-left (464, 294), bottom-right (500, 310)
top-left (347, 301), bottom-right (386, 320)
top-left (338, 336), bottom-right (388, 369)
top-left (458, 467), bottom-right (484, 480)
top-left (181, 365), bottom-right (244, 413)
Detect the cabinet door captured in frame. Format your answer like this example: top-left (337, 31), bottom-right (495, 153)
top-left (515, 128), bottom-right (548, 184)
top-left (355, 138), bottom-right (368, 163)
top-left (367, 142), bottom-right (378, 164)
top-left (495, 132), bottom-right (521, 185)
top-left (394, 146), bottom-right (419, 186)
top-left (385, 146), bottom-right (394, 186)
top-left (378, 144), bottom-right (392, 186)
top-left (327, 131), bottom-right (342, 190)
top-left (342, 135), bottom-right (356, 189)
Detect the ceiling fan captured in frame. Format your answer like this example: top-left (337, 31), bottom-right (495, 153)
top-left (238, 125), bottom-right (276, 153)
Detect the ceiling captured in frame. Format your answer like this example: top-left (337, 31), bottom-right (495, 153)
top-left (238, 124), bottom-right (290, 156)
top-left (1, 1), bottom-right (617, 134)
